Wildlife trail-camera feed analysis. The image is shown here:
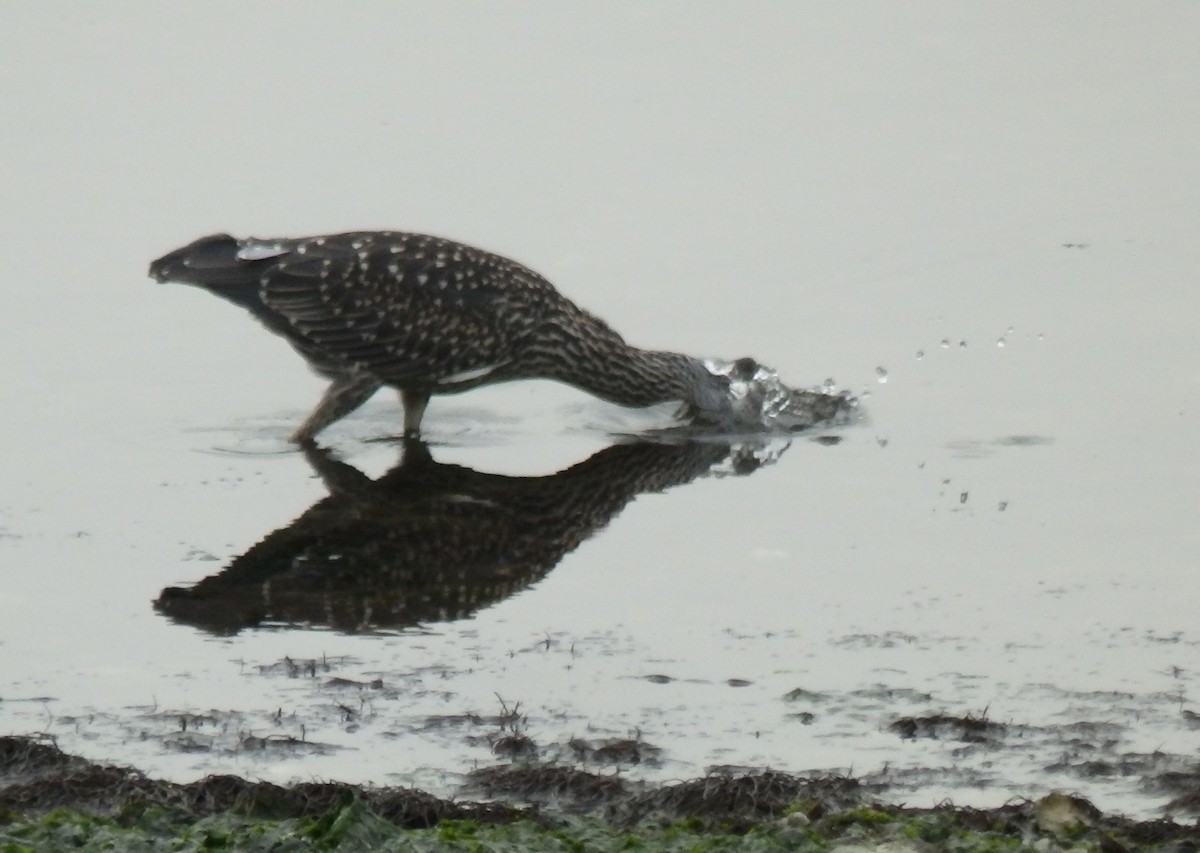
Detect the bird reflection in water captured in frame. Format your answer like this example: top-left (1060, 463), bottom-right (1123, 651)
top-left (155, 435), bottom-right (831, 635)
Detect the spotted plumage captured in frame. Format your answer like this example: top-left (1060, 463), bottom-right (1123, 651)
top-left (150, 231), bottom-right (840, 440)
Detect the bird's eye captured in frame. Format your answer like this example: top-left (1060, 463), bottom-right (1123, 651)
top-left (731, 357), bottom-right (758, 380)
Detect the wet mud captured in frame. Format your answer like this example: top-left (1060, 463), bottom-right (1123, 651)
top-left (2, 736), bottom-right (1197, 851)
top-left (20, 647), bottom-right (1198, 825)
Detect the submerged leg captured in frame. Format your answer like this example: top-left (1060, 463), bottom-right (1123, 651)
top-left (291, 372), bottom-right (382, 443)
top-left (401, 389), bottom-right (431, 436)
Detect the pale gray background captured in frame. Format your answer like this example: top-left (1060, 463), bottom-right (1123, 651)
top-left (2, 2), bottom-right (1197, 817)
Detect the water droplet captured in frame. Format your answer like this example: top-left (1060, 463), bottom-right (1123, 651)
top-left (940, 339), bottom-right (951, 349)
top-left (915, 350), bottom-right (925, 360)
top-left (996, 337), bottom-right (1007, 348)
top-left (958, 340), bottom-right (967, 349)
top-left (822, 378), bottom-right (837, 393)
top-left (1037, 332), bottom-right (1044, 341)
top-left (875, 366), bottom-right (888, 383)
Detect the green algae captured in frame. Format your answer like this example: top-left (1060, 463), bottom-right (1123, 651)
top-left (1, 738), bottom-right (1196, 852)
top-left (3, 800), bottom-right (1193, 853)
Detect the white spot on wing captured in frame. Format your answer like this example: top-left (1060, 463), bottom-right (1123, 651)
top-left (438, 363), bottom-right (504, 385)
top-left (237, 241), bottom-right (289, 261)
top-left (437, 494), bottom-right (500, 508)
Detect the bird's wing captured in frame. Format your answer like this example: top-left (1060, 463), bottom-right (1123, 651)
top-left (256, 233), bottom-right (557, 385)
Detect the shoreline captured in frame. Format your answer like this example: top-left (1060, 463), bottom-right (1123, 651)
top-left (2, 735), bottom-right (1197, 851)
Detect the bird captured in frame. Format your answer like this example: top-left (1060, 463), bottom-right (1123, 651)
top-left (150, 231), bottom-right (848, 441)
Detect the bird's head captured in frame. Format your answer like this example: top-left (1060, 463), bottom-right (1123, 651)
top-left (684, 357), bottom-right (853, 432)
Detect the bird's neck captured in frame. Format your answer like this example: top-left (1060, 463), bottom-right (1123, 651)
top-left (571, 345), bottom-right (700, 408)
top-left (534, 309), bottom-right (702, 408)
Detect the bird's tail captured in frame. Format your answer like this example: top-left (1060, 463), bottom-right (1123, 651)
top-left (149, 233), bottom-right (282, 289)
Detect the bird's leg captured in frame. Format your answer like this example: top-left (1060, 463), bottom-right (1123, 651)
top-left (298, 440), bottom-right (375, 494)
top-left (290, 372), bottom-right (382, 443)
top-left (400, 389), bottom-right (431, 436)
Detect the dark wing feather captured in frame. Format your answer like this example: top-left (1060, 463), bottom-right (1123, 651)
top-left (256, 233), bottom-right (560, 386)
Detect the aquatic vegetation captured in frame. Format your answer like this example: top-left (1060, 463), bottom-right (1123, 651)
top-left (2, 738), bottom-right (1197, 852)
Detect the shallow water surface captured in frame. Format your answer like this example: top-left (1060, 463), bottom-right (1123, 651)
top-left (2, 2), bottom-right (1199, 822)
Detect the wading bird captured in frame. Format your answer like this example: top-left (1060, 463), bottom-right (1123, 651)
top-left (150, 231), bottom-right (848, 441)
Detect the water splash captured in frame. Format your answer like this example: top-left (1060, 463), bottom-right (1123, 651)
top-left (701, 358), bottom-right (855, 431)
top-left (709, 438), bottom-right (794, 476)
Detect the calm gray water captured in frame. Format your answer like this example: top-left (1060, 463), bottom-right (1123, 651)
top-left (2, 3), bottom-right (1198, 820)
